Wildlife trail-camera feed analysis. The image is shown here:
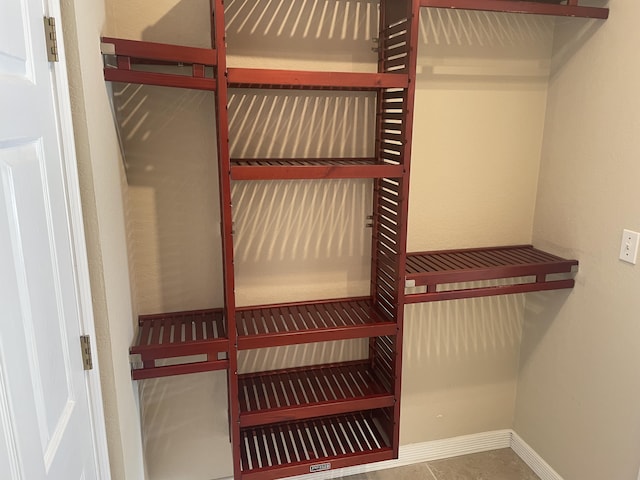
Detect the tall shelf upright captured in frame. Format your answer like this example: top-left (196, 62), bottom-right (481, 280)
top-left (221, 0), bottom-right (419, 477)
top-left (100, 0), bottom-right (607, 479)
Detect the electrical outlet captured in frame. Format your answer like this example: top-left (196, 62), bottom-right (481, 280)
top-left (619, 229), bottom-right (640, 264)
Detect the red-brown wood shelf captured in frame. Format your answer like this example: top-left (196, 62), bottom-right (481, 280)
top-left (101, 37), bottom-right (217, 91)
top-left (239, 410), bottom-right (393, 480)
top-left (230, 158), bottom-right (404, 180)
top-left (239, 360), bottom-right (394, 427)
top-left (420, 0), bottom-right (609, 19)
top-left (130, 308), bottom-right (228, 380)
top-left (228, 68), bottom-right (409, 91)
top-left (236, 297), bottom-right (397, 349)
top-left (405, 245), bottom-right (578, 303)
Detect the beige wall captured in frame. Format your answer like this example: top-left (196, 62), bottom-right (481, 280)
top-left (515, 4), bottom-right (640, 480)
top-left (60, 0), bottom-right (145, 478)
top-left (402, 9), bottom-right (552, 445)
top-left (102, 2), bottom-right (556, 479)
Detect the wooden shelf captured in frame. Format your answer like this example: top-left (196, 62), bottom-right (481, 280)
top-left (239, 410), bottom-right (393, 480)
top-left (101, 37), bottom-right (217, 90)
top-left (420, 0), bottom-right (609, 19)
top-left (228, 67), bottom-right (409, 91)
top-left (239, 360), bottom-right (394, 427)
top-left (236, 297), bottom-right (396, 349)
top-left (404, 245), bottom-right (578, 303)
top-left (230, 158), bottom-right (404, 180)
top-left (130, 308), bottom-right (228, 380)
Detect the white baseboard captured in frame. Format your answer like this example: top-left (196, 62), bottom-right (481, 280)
top-left (283, 429), bottom-right (513, 480)
top-left (217, 429), bottom-right (563, 480)
top-left (510, 431), bottom-right (564, 480)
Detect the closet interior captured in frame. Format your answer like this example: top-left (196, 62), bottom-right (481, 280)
top-left (101, 1), bottom-right (607, 478)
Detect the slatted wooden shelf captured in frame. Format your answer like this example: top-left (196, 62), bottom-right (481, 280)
top-left (236, 297), bottom-right (396, 349)
top-left (239, 360), bottom-right (394, 427)
top-left (420, 0), bottom-right (609, 19)
top-left (101, 37), bottom-right (217, 90)
top-left (240, 410), bottom-right (393, 480)
top-left (227, 68), bottom-right (409, 91)
top-left (230, 158), bottom-right (404, 180)
top-left (130, 308), bottom-right (228, 380)
top-left (404, 245), bottom-right (578, 303)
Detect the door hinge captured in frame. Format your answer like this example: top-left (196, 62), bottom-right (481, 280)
top-left (43, 17), bottom-right (59, 62)
top-left (80, 335), bottom-right (93, 371)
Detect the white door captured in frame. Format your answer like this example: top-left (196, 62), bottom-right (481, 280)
top-left (0, 0), bottom-right (101, 478)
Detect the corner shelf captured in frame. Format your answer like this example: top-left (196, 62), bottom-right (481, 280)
top-left (236, 297), bottom-right (397, 349)
top-left (405, 245), bottom-right (578, 303)
top-left (129, 309), bottom-right (228, 380)
top-left (239, 410), bottom-right (394, 480)
top-left (239, 360), bottom-right (394, 427)
top-left (420, 0), bottom-right (609, 19)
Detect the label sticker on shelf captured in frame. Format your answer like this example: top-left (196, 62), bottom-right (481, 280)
top-left (310, 462), bottom-right (331, 473)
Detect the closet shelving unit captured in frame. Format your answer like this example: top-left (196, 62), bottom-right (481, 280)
top-left (101, 0), bottom-right (606, 478)
top-left (222, 0), bottom-right (419, 477)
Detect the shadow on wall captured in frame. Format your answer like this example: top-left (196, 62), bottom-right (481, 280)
top-left (549, 13), bottom-right (606, 79)
top-left (239, 339), bottom-right (368, 373)
top-left (224, 0), bottom-right (379, 67)
top-left (139, 370), bottom-right (234, 480)
top-left (139, 0), bottom-right (212, 47)
top-left (518, 287), bottom-right (573, 366)
top-left (401, 287), bottom-right (526, 442)
top-left (400, 280), bottom-right (574, 443)
top-left (405, 280), bottom-right (526, 367)
top-left (112, 82), bottom-right (222, 314)
top-left (232, 178), bottom-right (373, 304)
top-left (418, 8), bottom-right (555, 85)
top-left (417, 8), bottom-right (606, 85)
top-left (228, 90), bottom-right (375, 158)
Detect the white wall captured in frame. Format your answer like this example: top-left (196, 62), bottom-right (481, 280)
top-left (402, 8), bottom-right (552, 445)
top-left (515, 2), bottom-right (640, 479)
top-left (60, 0), bottom-right (145, 478)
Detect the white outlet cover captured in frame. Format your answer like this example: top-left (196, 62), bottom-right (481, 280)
top-left (619, 229), bottom-right (640, 264)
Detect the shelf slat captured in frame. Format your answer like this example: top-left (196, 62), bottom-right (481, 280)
top-left (236, 297), bottom-right (396, 349)
top-left (240, 411), bottom-right (393, 480)
top-left (239, 360), bottom-right (394, 427)
top-left (231, 158), bottom-right (404, 180)
top-left (130, 308), bottom-right (228, 379)
top-left (228, 68), bottom-right (409, 90)
top-left (104, 68), bottom-right (216, 91)
top-left (405, 245), bottom-right (578, 303)
top-left (101, 37), bottom-right (217, 90)
top-left (101, 37), bottom-right (217, 65)
top-left (420, 0), bottom-right (609, 19)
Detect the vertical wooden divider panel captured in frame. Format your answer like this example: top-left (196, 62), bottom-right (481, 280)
top-left (210, 0), bottom-right (241, 477)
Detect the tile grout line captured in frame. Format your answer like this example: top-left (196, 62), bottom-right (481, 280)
top-left (424, 461), bottom-right (439, 480)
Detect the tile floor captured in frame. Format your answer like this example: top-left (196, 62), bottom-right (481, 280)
top-left (343, 448), bottom-right (541, 480)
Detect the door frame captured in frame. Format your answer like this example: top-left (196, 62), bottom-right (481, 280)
top-left (45, 0), bottom-right (112, 477)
